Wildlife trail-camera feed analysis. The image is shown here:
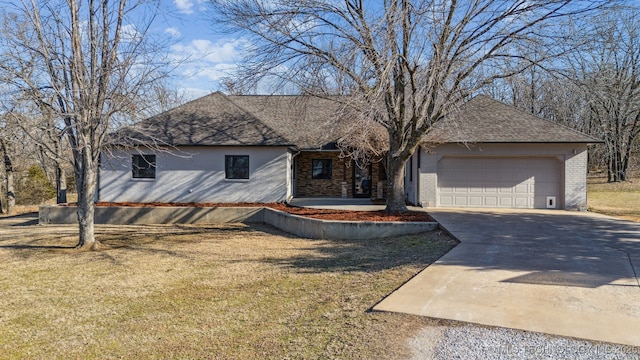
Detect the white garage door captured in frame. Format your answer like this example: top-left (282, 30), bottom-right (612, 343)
top-left (437, 157), bottom-right (562, 209)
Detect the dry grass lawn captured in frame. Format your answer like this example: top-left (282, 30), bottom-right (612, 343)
top-left (588, 171), bottom-right (640, 222)
top-left (0, 215), bottom-right (456, 359)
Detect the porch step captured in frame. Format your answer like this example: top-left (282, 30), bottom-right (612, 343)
top-left (288, 197), bottom-right (385, 211)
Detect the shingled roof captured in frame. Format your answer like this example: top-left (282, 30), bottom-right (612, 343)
top-left (227, 95), bottom-right (350, 149)
top-left (118, 92), bottom-right (292, 146)
top-left (121, 92), bottom-right (599, 148)
top-left (423, 95), bottom-right (600, 143)
top-left (119, 92), bottom-right (351, 149)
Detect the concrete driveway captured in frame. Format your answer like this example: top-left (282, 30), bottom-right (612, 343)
top-left (373, 209), bottom-right (640, 347)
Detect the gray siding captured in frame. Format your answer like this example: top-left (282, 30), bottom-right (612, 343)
top-left (99, 146), bottom-right (290, 203)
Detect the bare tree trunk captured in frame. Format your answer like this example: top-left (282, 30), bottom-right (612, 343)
top-left (75, 150), bottom-right (97, 250)
top-left (607, 140), bottom-right (629, 182)
top-left (5, 157), bottom-right (15, 213)
top-left (385, 153), bottom-right (408, 214)
top-left (1, 140), bottom-right (16, 213)
top-left (57, 165), bottom-right (67, 204)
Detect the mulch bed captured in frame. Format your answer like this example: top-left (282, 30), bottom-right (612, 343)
top-left (80, 202), bottom-right (436, 223)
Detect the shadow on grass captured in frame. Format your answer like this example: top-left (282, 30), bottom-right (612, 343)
top-left (255, 225), bottom-right (458, 273)
top-left (0, 244), bottom-right (75, 250)
top-left (0, 220), bottom-right (458, 275)
top-left (0, 212), bottom-right (40, 226)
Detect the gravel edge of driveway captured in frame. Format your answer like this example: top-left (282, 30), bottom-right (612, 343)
top-left (409, 321), bottom-right (640, 360)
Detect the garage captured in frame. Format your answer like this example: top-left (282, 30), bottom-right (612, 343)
top-left (437, 156), bottom-right (562, 209)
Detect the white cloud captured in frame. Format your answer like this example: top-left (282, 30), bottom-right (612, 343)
top-left (170, 38), bottom-right (247, 64)
top-left (164, 27), bottom-right (181, 38)
top-left (169, 38), bottom-right (248, 96)
top-left (174, 0), bottom-right (194, 14)
top-left (173, 0), bottom-right (206, 14)
top-left (195, 63), bottom-right (238, 81)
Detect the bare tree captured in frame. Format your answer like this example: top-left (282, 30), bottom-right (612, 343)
top-left (0, 0), bottom-right (170, 249)
top-left (211, 0), bottom-right (606, 213)
top-left (564, 8), bottom-right (640, 181)
top-left (0, 137), bottom-right (16, 213)
top-left (0, 97), bottom-right (71, 204)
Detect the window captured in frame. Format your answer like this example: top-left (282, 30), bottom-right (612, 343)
top-left (225, 155), bottom-right (249, 179)
top-left (312, 159), bottom-right (332, 179)
top-left (132, 154), bottom-right (156, 179)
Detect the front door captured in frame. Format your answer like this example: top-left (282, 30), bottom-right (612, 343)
top-left (353, 163), bottom-right (372, 198)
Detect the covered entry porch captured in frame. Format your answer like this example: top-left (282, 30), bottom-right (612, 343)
top-left (292, 151), bottom-right (387, 199)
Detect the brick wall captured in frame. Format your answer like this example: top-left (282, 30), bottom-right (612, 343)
top-left (370, 162), bottom-right (386, 199)
top-left (564, 149), bottom-right (588, 210)
top-left (419, 151), bottom-right (439, 207)
top-left (296, 152), bottom-right (351, 197)
top-left (295, 152), bottom-right (387, 198)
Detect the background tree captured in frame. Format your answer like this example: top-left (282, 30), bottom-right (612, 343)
top-left (564, 8), bottom-right (640, 181)
top-left (0, 95), bottom-right (71, 204)
top-left (0, 109), bottom-right (33, 213)
top-left (0, 137), bottom-right (16, 213)
top-left (0, 0), bottom-right (171, 249)
top-left (211, 0), bottom-right (607, 213)
top-left (486, 5), bottom-right (640, 180)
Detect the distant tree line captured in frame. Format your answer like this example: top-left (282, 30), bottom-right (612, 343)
top-left (484, 6), bottom-right (640, 182)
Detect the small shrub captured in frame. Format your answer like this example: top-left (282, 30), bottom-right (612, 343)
top-left (15, 165), bottom-right (56, 205)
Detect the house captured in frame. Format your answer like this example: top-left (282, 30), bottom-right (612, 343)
top-left (98, 93), bottom-right (599, 210)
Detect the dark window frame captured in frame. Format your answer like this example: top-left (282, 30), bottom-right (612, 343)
top-left (312, 159), bottom-right (332, 179)
top-left (225, 155), bottom-right (250, 179)
top-left (132, 154), bottom-right (156, 179)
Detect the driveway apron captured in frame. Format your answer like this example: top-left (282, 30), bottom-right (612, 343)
top-left (373, 209), bottom-right (640, 347)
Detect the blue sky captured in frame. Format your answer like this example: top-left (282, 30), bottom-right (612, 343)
top-left (156, 0), bottom-right (246, 100)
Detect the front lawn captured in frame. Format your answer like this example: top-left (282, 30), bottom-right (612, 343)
top-left (0, 221), bottom-right (456, 359)
top-left (588, 171), bottom-right (640, 222)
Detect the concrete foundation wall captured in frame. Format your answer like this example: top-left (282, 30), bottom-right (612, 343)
top-left (39, 206), bottom-right (265, 225)
top-left (262, 208), bottom-right (436, 240)
top-left (39, 206), bottom-right (437, 240)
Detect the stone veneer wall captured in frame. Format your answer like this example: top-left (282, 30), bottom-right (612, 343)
top-left (295, 151), bottom-right (387, 198)
top-left (296, 152), bottom-right (352, 197)
top-left (370, 162), bottom-right (386, 199)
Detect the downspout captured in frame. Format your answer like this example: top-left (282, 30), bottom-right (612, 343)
top-left (416, 146), bottom-right (421, 207)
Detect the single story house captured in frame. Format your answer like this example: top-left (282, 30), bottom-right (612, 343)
top-left (98, 93), bottom-right (599, 210)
